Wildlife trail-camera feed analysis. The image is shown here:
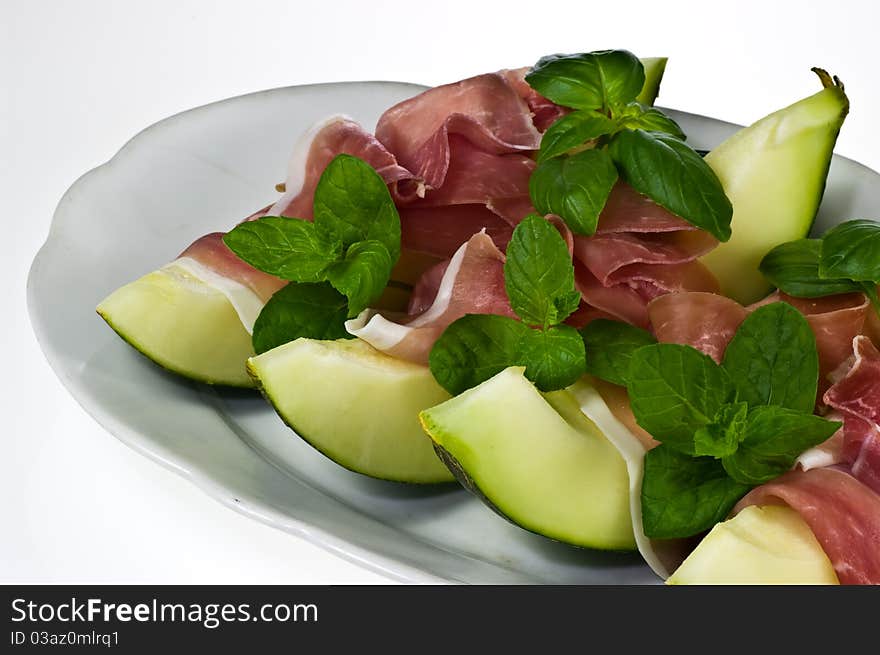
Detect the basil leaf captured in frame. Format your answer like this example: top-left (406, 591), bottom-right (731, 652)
top-left (641, 445), bottom-right (751, 539)
top-left (759, 238), bottom-right (861, 297)
top-left (428, 315), bottom-right (530, 396)
top-left (693, 401), bottom-right (749, 458)
top-left (580, 319), bottom-right (657, 386)
top-left (721, 302), bottom-right (818, 413)
top-left (721, 406), bottom-right (842, 485)
top-left (819, 219), bottom-right (880, 283)
top-left (621, 104), bottom-right (686, 140)
top-left (223, 216), bottom-right (341, 281)
top-left (526, 50), bottom-right (645, 111)
top-left (504, 214), bottom-right (581, 327)
top-left (609, 129), bottom-right (733, 241)
top-left (529, 148), bottom-right (618, 236)
top-left (628, 344), bottom-right (737, 455)
top-left (251, 282), bottom-right (351, 355)
top-left (325, 240), bottom-right (394, 317)
top-left (538, 111), bottom-right (617, 162)
top-left (519, 325), bottom-right (586, 392)
top-left (313, 154), bottom-right (401, 260)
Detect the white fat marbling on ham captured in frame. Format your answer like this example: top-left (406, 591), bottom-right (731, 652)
top-left (346, 231), bottom-right (516, 364)
top-left (823, 336), bottom-right (880, 494)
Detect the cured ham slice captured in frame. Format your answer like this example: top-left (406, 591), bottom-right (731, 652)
top-left (647, 290), bottom-right (871, 384)
top-left (346, 231), bottom-right (517, 365)
top-left (399, 204), bottom-right (514, 259)
top-left (499, 67), bottom-right (568, 132)
top-left (178, 231), bottom-right (285, 303)
top-left (570, 184), bottom-right (721, 329)
top-left (648, 292), bottom-right (748, 363)
top-left (823, 336), bottom-right (880, 494)
top-left (375, 73), bottom-right (541, 190)
top-left (270, 114), bottom-right (418, 219)
top-left (734, 468), bottom-right (880, 585)
top-left (406, 134), bottom-right (535, 209)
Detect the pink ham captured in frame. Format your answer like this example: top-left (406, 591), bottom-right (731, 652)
top-left (499, 67), bottom-right (568, 132)
top-left (823, 336), bottom-right (880, 494)
top-left (178, 232), bottom-right (285, 303)
top-left (734, 467), bottom-right (880, 585)
top-left (648, 292), bottom-right (748, 363)
top-left (571, 183), bottom-right (721, 328)
top-left (647, 290), bottom-right (871, 384)
top-left (346, 231), bottom-right (517, 365)
top-left (270, 115), bottom-right (418, 219)
top-left (399, 204), bottom-right (514, 259)
top-left (375, 73), bottom-right (541, 191)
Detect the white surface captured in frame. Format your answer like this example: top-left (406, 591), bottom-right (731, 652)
top-left (4, 0), bottom-right (879, 584)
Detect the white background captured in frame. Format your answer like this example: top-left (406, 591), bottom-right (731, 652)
top-left (3, 0), bottom-right (878, 583)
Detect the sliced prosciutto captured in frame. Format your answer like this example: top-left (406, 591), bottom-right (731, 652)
top-left (734, 468), bottom-right (880, 585)
top-left (647, 289), bottom-right (871, 389)
top-left (270, 114), bottom-right (418, 219)
top-left (572, 183), bottom-right (720, 328)
top-left (823, 336), bottom-right (880, 494)
top-left (375, 73), bottom-right (541, 191)
top-left (346, 231), bottom-right (516, 365)
top-left (648, 292), bottom-right (748, 363)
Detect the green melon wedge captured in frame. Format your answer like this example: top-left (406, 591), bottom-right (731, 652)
top-left (667, 505), bottom-right (838, 585)
top-left (247, 338), bottom-right (454, 484)
top-left (97, 263), bottom-right (256, 387)
top-left (420, 367), bottom-right (635, 550)
top-left (637, 57), bottom-right (668, 105)
top-left (702, 69), bottom-right (849, 304)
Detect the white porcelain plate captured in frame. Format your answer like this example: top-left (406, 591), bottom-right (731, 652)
top-left (28, 81), bottom-right (880, 584)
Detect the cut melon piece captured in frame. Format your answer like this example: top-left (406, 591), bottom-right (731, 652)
top-left (97, 261), bottom-right (256, 387)
top-left (247, 338), bottom-right (454, 483)
top-left (637, 57), bottom-right (668, 105)
top-left (701, 70), bottom-right (849, 304)
top-left (667, 505), bottom-right (838, 585)
top-left (420, 367), bottom-right (635, 550)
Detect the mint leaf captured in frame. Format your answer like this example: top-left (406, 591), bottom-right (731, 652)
top-left (628, 344), bottom-right (737, 455)
top-left (251, 282), bottom-right (351, 355)
top-left (721, 302), bottom-right (818, 413)
top-left (580, 319), bottom-right (656, 386)
top-left (313, 154), bottom-right (401, 260)
top-left (526, 50), bottom-right (645, 112)
top-left (429, 315), bottom-right (530, 396)
top-left (621, 103), bottom-right (686, 140)
top-left (529, 148), bottom-right (618, 236)
top-left (223, 216), bottom-right (341, 281)
top-left (819, 219), bottom-right (880, 283)
top-left (760, 238), bottom-right (861, 297)
top-left (721, 406), bottom-right (841, 485)
top-left (538, 111), bottom-right (617, 162)
top-left (518, 325), bottom-right (586, 392)
top-left (641, 445), bottom-right (751, 539)
top-left (325, 240), bottom-right (394, 317)
top-left (609, 129), bottom-right (732, 241)
top-left (693, 401), bottom-right (749, 458)
top-left (504, 214), bottom-right (581, 327)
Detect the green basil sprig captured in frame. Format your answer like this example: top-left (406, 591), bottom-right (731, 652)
top-left (223, 154), bottom-right (401, 354)
top-left (585, 303), bottom-right (841, 539)
top-left (525, 50), bottom-right (731, 241)
top-left (759, 220), bottom-right (880, 315)
top-left (428, 215), bottom-right (585, 395)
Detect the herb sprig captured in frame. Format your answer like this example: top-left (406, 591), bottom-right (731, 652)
top-left (582, 304), bottom-right (840, 539)
top-left (224, 154), bottom-right (400, 353)
top-left (760, 219), bottom-right (880, 316)
top-left (428, 215), bottom-right (585, 395)
top-left (526, 50), bottom-right (732, 241)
